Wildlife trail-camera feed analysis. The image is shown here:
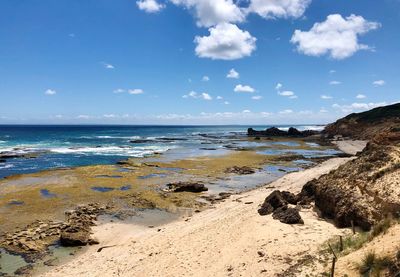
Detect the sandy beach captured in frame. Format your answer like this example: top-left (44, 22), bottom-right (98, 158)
top-left (38, 141), bottom-right (365, 277)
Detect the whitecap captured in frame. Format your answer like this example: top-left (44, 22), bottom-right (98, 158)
top-left (0, 164), bottom-right (14, 169)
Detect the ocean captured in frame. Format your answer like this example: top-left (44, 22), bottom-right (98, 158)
top-left (0, 125), bottom-right (324, 178)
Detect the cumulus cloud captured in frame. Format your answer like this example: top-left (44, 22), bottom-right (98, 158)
top-left (247, 0), bottom-right (311, 19)
top-left (170, 0), bottom-right (245, 27)
top-left (321, 95), bottom-right (333, 100)
top-left (276, 83), bottom-right (298, 99)
top-left (182, 91), bottom-right (212, 100)
top-left (128, 89), bottom-right (144, 95)
top-left (224, 101), bottom-right (230, 105)
top-left (291, 14), bottom-right (380, 59)
top-left (194, 23), bottom-right (256, 60)
top-left (332, 102), bottom-right (387, 113)
top-left (227, 68), bottom-right (239, 79)
top-left (329, 81), bottom-right (341, 85)
top-left (216, 96), bottom-right (223, 100)
top-left (137, 0), bottom-right (165, 13)
top-left (356, 94), bottom-right (366, 99)
top-left (202, 75), bottom-right (210, 81)
top-left (251, 95), bottom-right (263, 100)
top-left (373, 80), bottom-right (385, 86)
top-left (45, 89), bottom-right (56, 95)
top-left (234, 84), bottom-right (255, 93)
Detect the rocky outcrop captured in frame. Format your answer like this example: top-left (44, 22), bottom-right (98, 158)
top-left (258, 190), bottom-right (304, 224)
top-left (166, 182), bottom-right (208, 193)
top-left (323, 103), bottom-right (400, 140)
top-left (0, 203), bottom-right (105, 259)
top-left (224, 166), bottom-right (256, 175)
top-left (298, 142), bottom-right (400, 230)
top-left (247, 127), bottom-right (318, 137)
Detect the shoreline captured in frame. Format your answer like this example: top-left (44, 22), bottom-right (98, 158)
top-left (37, 140), bottom-right (364, 277)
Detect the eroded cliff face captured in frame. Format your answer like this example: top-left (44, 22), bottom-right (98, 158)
top-left (301, 141), bottom-right (400, 230)
top-left (323, 103), bottom-right (400, 140)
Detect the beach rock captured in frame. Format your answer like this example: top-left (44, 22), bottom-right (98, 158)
top-left (272, 206), bottom-right (304, 224)
top-left (247, 127), bottom-right (318, 137)
top-left (258, 190), bottom-right (287, 216)
top-left (225, 166), bottom-right (255, 175)
top-left (166, 182), bottom-right (208, 193)
top-left (14, 264), bottom-right (34, 276)
top-left (60, 226), bottom-right (90, 246)
top-left (280, 191), bottom-right (298, 205)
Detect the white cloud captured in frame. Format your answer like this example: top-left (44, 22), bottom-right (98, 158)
top-left (329, 81), bottom-right (341, 85)
top-left (183, 91), bottom-right (212, 100)
top-left (216, 96), bottom-right (223, 100)
top-left (332, 102), bottom-right (387, 113)
top-left (224, 101), bottom-right (230, 105)
top-left (242, 109), bottom-right (251, 113)
top-left (291, 14), bottom-right (380, 59)
top-left (113, 89), bottom-right (125, 94)
top-left (128, 89), bottom-right (144, 95)
top-left (202, 75), bottom-right (210, 81)
top-left (251, 95), bottom-right (263, 100)
top-left (227, 68), bottom-right (239, 79)
top-left (320, 108), bottom-right (328, 113)
top-left (102, 62), bottom-right (115, 69)
top-left (279, 109), bottom-right (293, 114)
top-left (329, 70), bottom-right (336, 74)
top-left (278, 90), bottom-right (294, 96)
top-left (137, 0), bottom-right (165, 13)
top-left (247, 0), bottom-right (311, 19)
top-left (201, 92), bottom-right (212, 100)
top-left (170, 0), bottom-right (245, 27)
top-left (356, 94), bottom-right (366, 99)
top-left (103, 114), bottom-right (118, 118)
top-left (194, 23), bottom-right (257, 60)
top-left (45, 89), bottom-right (56, 95)
top-left (321, 95), bottom-right (333, 99)
top-left (234, 84), bottom-right (255, 93)
top-left (373, 80), bottom-right (385, 86)
top-left (77, 115), bottom-right (90, 119)
top-left (275, 83), bottom-right (283, 90)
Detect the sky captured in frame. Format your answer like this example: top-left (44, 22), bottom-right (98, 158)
top-left (0, 0), bottom-right (399, 125)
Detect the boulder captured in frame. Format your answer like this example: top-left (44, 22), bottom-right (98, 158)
top-left (166, 182), bottom-right (208, 193)
top-left (272, 206), bottom-right (304, 224)
top-left (258, 190), bottom-right (287, 216)
top-left (60, 226), bottom-right (90, 246)
top-left (224, 166), bottom-right (255, 175)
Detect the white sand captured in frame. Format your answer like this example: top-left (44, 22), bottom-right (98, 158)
top-left (333, 140), bottom-right (367, 155)
top-left (39, 154), bottom-right (355, 277)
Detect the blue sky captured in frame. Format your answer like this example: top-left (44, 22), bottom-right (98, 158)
top-left (0, 0), bottom-right (399, 124)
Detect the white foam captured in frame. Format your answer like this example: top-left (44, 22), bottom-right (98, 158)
top-left (0, 164), bottom-right (14, 169)
top-left (49, 145), bottom-right (172, 157)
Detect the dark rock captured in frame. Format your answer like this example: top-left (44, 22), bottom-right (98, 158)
top-left (130, 139), bottom-right (153, 143)
top-left (247, 127), bottom-right (318, 137)
top-left (166, 182), bottom-right (208, 193)
top-left (258, 190), bottom-right (287, 216)
top-left (272, 206), bottom-right (304, 224)
top-left (225, 166), bottom-right (255, 175)
top-left (14, 264), bottom-right (34, 275)
top-left (281, 191), bottom-right (298, 205)
top-left (218, 192), bottom-right (232, 199)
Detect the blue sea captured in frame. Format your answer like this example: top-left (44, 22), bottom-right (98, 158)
top-left (0, 125), bottom-right (324, 178)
